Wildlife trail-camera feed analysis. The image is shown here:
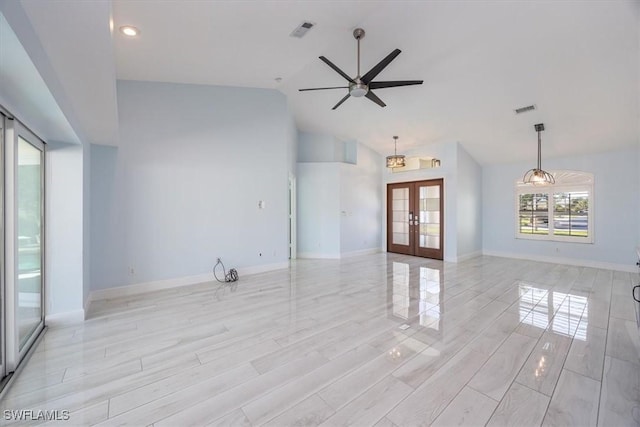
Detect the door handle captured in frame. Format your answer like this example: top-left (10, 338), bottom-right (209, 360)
top-left (633, 285), bottom-right (640, 303)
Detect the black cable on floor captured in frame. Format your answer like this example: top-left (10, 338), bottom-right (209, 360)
top-left (213, 258), bottom-right (239, 283)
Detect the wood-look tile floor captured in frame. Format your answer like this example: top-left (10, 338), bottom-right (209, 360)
top-left (2, 254), bottom-right (640, 426)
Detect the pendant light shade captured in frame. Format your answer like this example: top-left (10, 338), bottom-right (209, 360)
top-left (386, 136), bottom-right (405, 168)
top-left (523, 123), bottom-right (555, 185)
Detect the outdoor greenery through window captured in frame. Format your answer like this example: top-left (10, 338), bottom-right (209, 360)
top-left (516, 171), bottom-right (593, 243)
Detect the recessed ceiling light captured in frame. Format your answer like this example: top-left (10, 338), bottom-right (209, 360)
top-left (119, 26), bottom-right (139, 37)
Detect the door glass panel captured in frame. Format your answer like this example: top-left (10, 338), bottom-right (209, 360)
top-left (419, 185), bottom-right (440, 249)
top-left (391, 188), bottom-right (409, 245)
top-left (17, 137), bottom-right (42, 349)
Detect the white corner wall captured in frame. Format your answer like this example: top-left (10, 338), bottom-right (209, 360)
top-left (90, 80), bottom-right (295, 290)
top-left (46, 142), bottom-right (84, 318)
top-left (483, 147), bottom-right (639, 270)
top-left (456, 143), bottom-right (483, 260)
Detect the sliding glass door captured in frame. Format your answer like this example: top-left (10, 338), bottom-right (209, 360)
top-left (4, 118), bottom-right (44, 373)
top-left (0, 114), bottom-right (4, 380)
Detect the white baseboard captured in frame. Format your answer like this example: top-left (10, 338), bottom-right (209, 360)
top-left (45, 309), bottom-right (85, 327)
top-left (238, 262), bottom-right (289, 276)
top-left (91, 272), bottom-right (213, 301)
top-left (83, 295), bottom-right (92, 320)
top-left (340, 248), bottom-right (380, 258)
top-left (482, 250), bottom-right (637, 273)
top-left (457, 251), bottom-right (482, 262)
top-left (297, 252), bottom-right (341, 259)
top-left (90, 262), bottom-right (290, 302)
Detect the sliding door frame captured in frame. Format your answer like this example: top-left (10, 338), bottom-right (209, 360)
top-left (0, 114), bottom-right (4, 379)
top-left (5, 118), bottom-right (45, 372)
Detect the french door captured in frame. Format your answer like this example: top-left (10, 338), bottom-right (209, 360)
top-left (387, 179), bottom-right (443, 260)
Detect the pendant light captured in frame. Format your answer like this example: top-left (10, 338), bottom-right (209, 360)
top-left (386, 136), bottom-right (405, 168)
top-left (523, 123), bottom-right (555, 185)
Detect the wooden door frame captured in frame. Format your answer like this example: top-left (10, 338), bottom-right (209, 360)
top-left (386, 179), bottom-right (444, 260)
top-left (386, 182), bottom-right (414, 255)
top-left (414, 179), bottom-right (444, 260)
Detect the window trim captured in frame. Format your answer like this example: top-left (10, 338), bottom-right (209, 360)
top-left (515, 175), bottom-right (594, 244)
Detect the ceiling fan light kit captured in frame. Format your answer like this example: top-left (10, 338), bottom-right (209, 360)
top-left (299, 28), bottom-right (423, 109)
top-left (523, 123), bottom-right (555, 185)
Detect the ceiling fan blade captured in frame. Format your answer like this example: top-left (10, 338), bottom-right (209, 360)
top-left (369, 80), bottom-right (423, 89)
top-left (332, 94), bottom-right (351, 110)
top-left (361, 49), bottom-right (401, 84)
top-left (299, 86), bottom-right (349, 91)
top-left (365, 90), bottom-right (386, 108)
top-left (319, 56), bottom-right (356, 83)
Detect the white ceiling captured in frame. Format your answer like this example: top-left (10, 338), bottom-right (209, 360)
top-left (11, 1), bottom-right (640, 164)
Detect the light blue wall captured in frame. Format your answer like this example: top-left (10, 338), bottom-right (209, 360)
top-left (90, 80), bottom-right (295, 290)
top-left (297, 142), bottom-right (382, 258)
top-left (297, 163), bottom-right (341, 258)
top-left (340, 143), bottom-right (382, 255)
top-left (483, 147), bottom-right (639, 268)
top-left (82, 142), bottom-right (91, 308)
top-left (457, 143), bottom-right (483, 258)
top-left (297, 131), bottom-right (346, 163)
top-left (90, 143), bottom-right (126, 289)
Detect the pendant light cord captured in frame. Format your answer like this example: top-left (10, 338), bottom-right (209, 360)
top-left (537, 129), bottom-right (542, 170)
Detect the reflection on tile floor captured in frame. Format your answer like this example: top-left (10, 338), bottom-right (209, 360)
top-left (1, 254), bottom-right (639, 426)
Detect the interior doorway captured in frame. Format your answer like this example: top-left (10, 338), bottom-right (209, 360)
top-left (387, 179), bottom-right (443, 260)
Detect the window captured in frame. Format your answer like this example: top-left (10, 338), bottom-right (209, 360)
top-left (515, 171), bottom-right (593, 243)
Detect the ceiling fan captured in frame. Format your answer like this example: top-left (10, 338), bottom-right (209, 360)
top-left (299, 28), bottom-right (423, 110)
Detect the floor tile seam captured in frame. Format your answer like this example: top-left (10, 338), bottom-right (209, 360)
top-left (0, 377), bottom-right (67, 403)
top-left (562, 364), bottom-right (603, 383)
top-left (317, 339), bottom-right (432, 414)
top-left (543, 303), bottom-right (587, 340)
top-left (596, 278), bottom-right (614, 426)
top-left (487, 322), bottom-right (548, 422)
top-left (109, 351), bottom-right (328, 423)
top-left (23, 357), bottom-right (145, 418)
top-left (36, 329), bottom-right (146, 354)
top-left (465, 383), bottom-right (500, 404)
top-left (108, 360), bottom-right (260, 421)
top-left (383, 347), bottom-right (491, 426)
top-left (1, 361), bottom-right (140, 410)
top-left (62, 357), bottom-right (143, 383)
top-left (60, 344), bottom-right (176, 381)
top-left (105, 354), bottom-right (230, 416)
top-left (268, 319), bottom-right (369, 358)
top-left (271, 371), bottom-right (394, 425)
top-left (235, 347), bottom-right (381, 426)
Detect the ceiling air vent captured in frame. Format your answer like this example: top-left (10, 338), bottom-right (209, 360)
top-left (290, 22), bottom-right (315, 38)
top-left (514, 104), bottom-right (536, 114)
